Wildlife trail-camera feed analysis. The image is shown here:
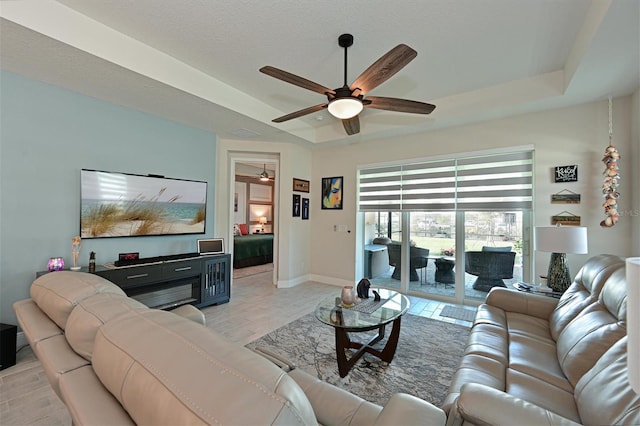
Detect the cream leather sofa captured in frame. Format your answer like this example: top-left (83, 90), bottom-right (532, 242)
top-left (14, 271), bottom-right (445, 425)
top-left (444, 254), bottom-right (640, 425)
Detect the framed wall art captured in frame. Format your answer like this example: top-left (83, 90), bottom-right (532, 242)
top-left (321, 176), bottom-right (343, 210)
top-left (302, 198), bottom-right (309, 220)
top-left (293, 178), bottom-right (310, 193)
top-left (292, 194), bottom-right (301, 217)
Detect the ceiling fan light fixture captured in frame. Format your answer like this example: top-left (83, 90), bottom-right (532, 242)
top-left (259, 164), bottom-right (270, 181)
top-left (328, 97), bottom-right (363, 119)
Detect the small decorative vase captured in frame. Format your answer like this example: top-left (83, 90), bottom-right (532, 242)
top-left (47, 257), bottom-right (65, 272)
top-left (341, 286), bottom-right (355, 307)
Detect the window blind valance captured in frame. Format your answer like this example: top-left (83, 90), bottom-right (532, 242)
top-left (358, 151), bottom-right (533, 212)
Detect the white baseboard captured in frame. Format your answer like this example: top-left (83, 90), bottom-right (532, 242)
top-left (277, 274), bottom-right (311, 288)
top-left (307, 274), bottom-right (353, 288)
top-left (276, 274), bottom-right (353, 289)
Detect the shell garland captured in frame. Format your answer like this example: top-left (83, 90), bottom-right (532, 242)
top-left (600, 144), bottom-right (620, 227)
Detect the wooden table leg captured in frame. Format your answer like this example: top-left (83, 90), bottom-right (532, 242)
top-left (333, 316), bottom-right (403, 377)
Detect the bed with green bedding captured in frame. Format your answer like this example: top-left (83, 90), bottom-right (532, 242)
top-left (233, 234), bottom-right (274, 268)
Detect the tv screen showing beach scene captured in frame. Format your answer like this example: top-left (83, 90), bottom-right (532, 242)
top-left (81, 169), bottom-right (207, 238)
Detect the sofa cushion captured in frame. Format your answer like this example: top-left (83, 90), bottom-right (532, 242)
top-left (34, 334), bottom-right (90, 397)
top-left (505, 369), bottom-right (580, 422)
top-left (13, 299), bottom-right (63, 346)
top-left (93, 309), bottom-right (317, 425)
top-left (556, 268), bottom-right (627, 387)
top-left (442, 354), bottom-right (506, 413)
top-left (549, 254), bottom-right (625, 340)
top-left (464, 324), bottom-right (509, 366)
top-left (31, 271), bottom-right (125, 330)
top-left (58, 366), bottom-right (135, 425)
top-left (508, 333), bottom-right (571, 392)
top-left (65, 293), bottom-right (147, 361)
top-left (574, 337), bottom-right (640, 425)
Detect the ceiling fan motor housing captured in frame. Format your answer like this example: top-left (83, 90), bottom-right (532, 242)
top-left (338, 33), bottom-right (354, 48)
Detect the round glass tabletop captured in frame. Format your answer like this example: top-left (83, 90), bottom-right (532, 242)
top-left (315, 288), bottom-right (410, 331)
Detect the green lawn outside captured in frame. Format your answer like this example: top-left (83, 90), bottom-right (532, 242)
top-left (407, 236), bottom-right (521, 259)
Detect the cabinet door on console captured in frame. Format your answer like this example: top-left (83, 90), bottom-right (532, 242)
top-left (201, 255), bottom-right (230, 306)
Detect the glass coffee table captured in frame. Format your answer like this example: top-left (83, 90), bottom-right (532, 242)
top-left (314, 289), bottom-right (410, 377)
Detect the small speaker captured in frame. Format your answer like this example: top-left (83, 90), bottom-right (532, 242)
top-left (0, 323), bottom-right (17, 371)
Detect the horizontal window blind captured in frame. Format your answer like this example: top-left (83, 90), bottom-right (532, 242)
top-left (358, 150), bottom-right (533, 212)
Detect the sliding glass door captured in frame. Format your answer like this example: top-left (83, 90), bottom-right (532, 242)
top-left (360, 149), bottom-right (533, 304)
top-left (364, 209), bottom-right (528, 303)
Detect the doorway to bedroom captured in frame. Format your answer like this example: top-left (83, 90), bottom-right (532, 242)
top-left (231, 157), bottom-right (278, 282)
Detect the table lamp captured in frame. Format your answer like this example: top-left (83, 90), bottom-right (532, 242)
top-left (534, 225), bottom-right (588, 292)
top-left (627, 257), bottom-right (640, 393)
top-left (259, 216), bottom-right (267, 232)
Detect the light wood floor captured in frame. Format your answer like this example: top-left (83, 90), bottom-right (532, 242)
top-left (0, 270), bottom-right (474, 425)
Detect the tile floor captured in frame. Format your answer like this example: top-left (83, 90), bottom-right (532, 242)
top-left (0, 269), bottom-right (476, 425)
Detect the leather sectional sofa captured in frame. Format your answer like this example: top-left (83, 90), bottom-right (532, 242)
top-left (13, 254), bottom-right (640, 425)
top-left (444, 254), bottom-right (640, 425)
top-left (13, 271), bottom-right (445, 425)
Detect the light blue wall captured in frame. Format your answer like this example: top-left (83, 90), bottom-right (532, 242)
top-left (0, 71), bottom-right (217, 324)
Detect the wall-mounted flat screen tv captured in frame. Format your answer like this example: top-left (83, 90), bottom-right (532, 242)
top-left (81, 169), bottom-right (207, 239)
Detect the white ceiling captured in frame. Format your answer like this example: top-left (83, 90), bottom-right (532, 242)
top-left (1, 0), bottom-right (638, 146)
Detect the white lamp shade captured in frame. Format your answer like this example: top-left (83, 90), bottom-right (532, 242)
top-left (534, 226), bottom-right (588, 254)
top-left (327, 98), bottom-right (363, 119)
top-left (627, 257), bottom-right (640, 393)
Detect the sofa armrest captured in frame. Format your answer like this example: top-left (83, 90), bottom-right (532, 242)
top-left (288, 368), bottom-right (383, 426)
top-left (252, 346), bottom-right (297, 372)
top-left (170, 304), bottom-right (206, 325)
top-left (485, 288), bottom-right (558, 319)
top-left (449, 383), bottom-right (580, 426)
top-left (374, 393), bottom-right (445, 426)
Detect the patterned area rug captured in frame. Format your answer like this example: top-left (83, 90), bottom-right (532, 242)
top-left (246, 312), bottom-right (469, 407)
top-left (440, 305), bottom-right (477, 322)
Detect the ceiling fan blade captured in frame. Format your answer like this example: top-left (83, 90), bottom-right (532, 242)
top-left (342, 116), bottom-right (360, 135)
top-left (272, 103), bottom-right (328, 123)
top-left (349, 44), bottom-right (417, 96)
top-left (260, 66), bottom-right (336, 96)
top-left (365, 96), bottom-right (436, 114)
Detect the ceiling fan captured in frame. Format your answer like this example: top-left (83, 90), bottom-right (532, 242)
top-left (257, 164), bottom-right (273, 182)
top-left (260, 33), bottom-right (435, 136)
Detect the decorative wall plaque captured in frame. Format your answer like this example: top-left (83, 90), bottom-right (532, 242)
top-left (554, 165), bottom-right (578, 182)
top-left (551, 211), bottom-right (581, 226)
top-left (551, 189), bottom-right (581, 204)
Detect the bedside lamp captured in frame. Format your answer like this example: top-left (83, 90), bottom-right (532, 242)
top-left (259, 216), bottom-right (267, 232)
top-left (627, 257), bottom-right (640, 393)
top-left (534, 225), bottom-right (588, 292)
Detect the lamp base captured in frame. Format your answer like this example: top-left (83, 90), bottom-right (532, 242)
top-left (548, 252), bottom-right (571, 293)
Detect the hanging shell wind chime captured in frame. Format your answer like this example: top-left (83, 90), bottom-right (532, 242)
top-left (601, 97), bottom-right (620, 227)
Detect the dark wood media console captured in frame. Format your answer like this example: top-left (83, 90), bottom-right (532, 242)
top-left (38, 253), bottom-right (231, 310)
